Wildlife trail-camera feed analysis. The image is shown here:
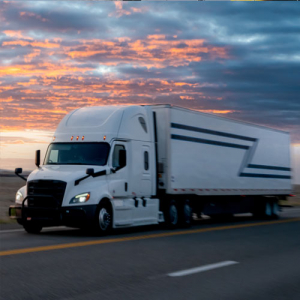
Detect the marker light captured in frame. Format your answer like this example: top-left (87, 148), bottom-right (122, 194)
top-left (82, 136), bottom-right (84, 140)
top-left (76, 136), bottom-right (79, 141)
top-left (69, 192), bottom-right (90, 204)
top-left (103, 135), bottom-right (106, 140)
top-left (71, 136), bottom-right (74, 141)
top-left (53, 136), bottom-right (56, 141)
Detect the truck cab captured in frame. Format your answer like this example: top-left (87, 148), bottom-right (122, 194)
top-left (9, 106), bottom-right (161, 233)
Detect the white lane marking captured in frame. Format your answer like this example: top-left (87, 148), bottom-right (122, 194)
top-left (168, 261), bottom-right (239, 277)
top-left (0, 226), bottom-right (75, 233)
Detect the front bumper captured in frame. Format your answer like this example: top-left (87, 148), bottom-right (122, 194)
top-left (9, 203), bottom-right (98, 228)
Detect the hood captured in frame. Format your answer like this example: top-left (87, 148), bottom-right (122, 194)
top-left (27, 165), bottom-right (110, 206)
top-left (28, 165), bottom-right (106, 183)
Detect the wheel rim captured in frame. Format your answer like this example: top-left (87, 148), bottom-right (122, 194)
top-left (265, 202), bottom-right (272, 216)
top-left (184, 203), bottom-right (192, 224)
top-left (99, 208), bottom-right (111, 231)
top-left (273, 202), bottom-right (279, 216)
top-left (169, 204), bottom-right (178, 225)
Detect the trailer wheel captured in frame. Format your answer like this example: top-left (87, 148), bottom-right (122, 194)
top-left (272, 200), bottom-right (279, 219)
top-left (253, 198), bottom-right (279, 220)
top-left (180, 200), bottom-right (193, 227)
top-left (166, 200), bottom-right (179, 228)
top-left (23, 222), bottom-right (42, 234)
top-left (94, 201), bottom-right (112, 235)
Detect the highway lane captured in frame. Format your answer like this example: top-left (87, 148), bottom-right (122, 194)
top-left (1, 208), bottom-right (300, 300)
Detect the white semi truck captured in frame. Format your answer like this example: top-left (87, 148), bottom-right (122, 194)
top-left (9, 105), bottom-right (292, 233)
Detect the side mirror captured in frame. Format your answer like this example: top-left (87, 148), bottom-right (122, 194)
top-left (86, 168), bottom-right (94, 175)
top-left (15, 168), bottom-right (27, 181)
top-left (15, 168), bottom-right (23, 174)
top-left (35, 150), bottom-right (40, 168)
top-left (119, 149), bottom-right (126, 168)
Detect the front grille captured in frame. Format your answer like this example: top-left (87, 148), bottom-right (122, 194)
top-left (27, 180), bottom-right (67, 208)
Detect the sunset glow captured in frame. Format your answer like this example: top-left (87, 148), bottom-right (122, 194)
top-left (0, 1), bottom-right (299, 182)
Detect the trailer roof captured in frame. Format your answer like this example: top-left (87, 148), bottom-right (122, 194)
top-left (147, 104), bottom-right (290, 135)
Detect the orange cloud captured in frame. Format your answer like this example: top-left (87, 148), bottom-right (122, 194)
top-left (180, 96), bottom-right (195, 100)
top-left (3, 30), bottom-right (33, 40)
top-left (198, 110), bottom-right (235, 114)
top-left (64, 37), bottom-right (227, 69)
top-left (3, 40), bottom-right (60, 48)
top-left (17, 79), bottom-right (37, 86)
top-left (19, 11), bottom-right (48, 22)
top-left (131, 7), bottom-right (143, 13)
top-left (0, 62), bottom-right (91, 77)
top-left (110, 2), bottom-right (131, 17)
top-left (147, 34), bottom-right (166, 40)
top-left (24, 49), bottom-right (41, 62)
top-left (0, 29), bottom-right (231, 136)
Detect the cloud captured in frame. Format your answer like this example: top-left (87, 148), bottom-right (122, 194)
top-left (0, 0), bottom-right (299, 145)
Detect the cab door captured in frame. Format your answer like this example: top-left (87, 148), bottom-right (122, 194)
top-left (108, 141), bottom-right (134, 226)
top-left (133, 143), bottom-right (159, 225)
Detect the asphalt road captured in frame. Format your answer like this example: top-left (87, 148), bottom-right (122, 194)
top-left (1, 208), bottom-right (300, 300)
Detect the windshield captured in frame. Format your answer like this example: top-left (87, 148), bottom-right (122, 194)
top-left (44, 142), bottom-right (110, 166)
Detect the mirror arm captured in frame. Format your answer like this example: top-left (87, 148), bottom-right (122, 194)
top-left (15, 173), bottom-right (27, 182)
top-left (92, 170), bottom-right (107, 178)
top-left (74, 170), bottom-right (107, 186)
top-left (74, 175), bottom-right (90, 186)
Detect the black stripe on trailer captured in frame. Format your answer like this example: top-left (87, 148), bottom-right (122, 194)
top-left (171, 134), bottom-right (249, 150)
top-left (247, 164), bottom-right (291, 171)
top-left (170, 123), bottom-right (291, 180)
top-left (240, 173), bottom-right (291, 179)
top-left (171, 122), bottom-right (256, 142)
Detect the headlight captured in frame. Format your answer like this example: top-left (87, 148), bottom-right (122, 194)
top-left (15, 191), bottom-right (24, 204)
top-left (69, 192), bottom-right (90, 204)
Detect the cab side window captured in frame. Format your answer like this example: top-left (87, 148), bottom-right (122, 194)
top-left (144, 151), bottom-right (149, 170)
top-left (112, 145), bottom-right (125, 168)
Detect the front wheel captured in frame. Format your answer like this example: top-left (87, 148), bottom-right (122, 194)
top-left (23, 222), bottom-right (42, 234)
top-left (94, 203), bottom-right (112, 235)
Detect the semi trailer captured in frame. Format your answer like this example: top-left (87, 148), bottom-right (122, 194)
top-left (9, 105), bottom-right (292, 233)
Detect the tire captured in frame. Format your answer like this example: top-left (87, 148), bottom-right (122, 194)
top-left (94, 202), bottom-right (112, 235)
top-left (253, 198), bottom-right (279, 220)
top-left (166, 200), bottom-right (179, 228)
top-left (23, 223), bottom-right (42, 234)
top-left (271, 200), bottom-right (279, 219)
top-left (180, 199), bottom-right (193, 228)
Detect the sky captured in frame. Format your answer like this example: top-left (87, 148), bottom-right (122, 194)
top-left (0, 1), bottom-right (299, 182)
